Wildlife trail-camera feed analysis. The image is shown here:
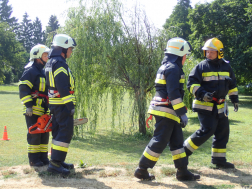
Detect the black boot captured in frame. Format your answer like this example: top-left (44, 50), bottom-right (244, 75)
top-left (134, 167), bottom-right (155, 181)
top-left (61, 162), bottom-right (74, 169)
top-left (30, 161), bottom-right (44, 167)
top-left (47, 160), bottom-right (70, 176)
top-left (29, 153), bottom-right (44, 167)
top-left (176, 167), bottom-right (200, 181)
top-left (214, 162), bottom-right (235, 169)
top-left (40, 152), bottom-right (49, 165)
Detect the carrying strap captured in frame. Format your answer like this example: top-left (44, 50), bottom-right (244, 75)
top-left (212, 97), bottom-right (225, 104)
top-left (31, 90), bottom-right (49, 103)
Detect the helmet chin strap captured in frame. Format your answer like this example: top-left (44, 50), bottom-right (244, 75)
top-left (40, 58), bottom-right (47, 66)
top-left (62, 48), bottom-right (68, 59)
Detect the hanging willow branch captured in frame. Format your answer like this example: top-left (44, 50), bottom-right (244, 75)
top-left (61, 0), bottom-right (176, 136)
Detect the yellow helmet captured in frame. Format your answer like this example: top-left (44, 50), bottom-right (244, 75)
top-left (202, 38), bottom-right (224, 59)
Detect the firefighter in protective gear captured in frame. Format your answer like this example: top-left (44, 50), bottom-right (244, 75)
top-left (45, 34), bottom-right (77, 176)
top-left (184, 37), bottom-right (239, 169)
top-left (134, 37), bottom-right (200, 181)
top-left (19, 44), bottom-right (50, 167)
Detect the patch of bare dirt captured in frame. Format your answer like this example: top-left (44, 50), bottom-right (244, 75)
top-left (0, 164), bottom-right (252, 189)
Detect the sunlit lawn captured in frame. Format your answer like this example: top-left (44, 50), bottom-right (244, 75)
top-left (0, 84), bottom-right (252, 171)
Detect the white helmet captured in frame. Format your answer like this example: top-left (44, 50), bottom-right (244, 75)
top-left (165, 37), bottom-right (192, 57)
top-left (52, 34), bottom-right (76, 49)
top-left (29, 44), bottom-right (50, 61)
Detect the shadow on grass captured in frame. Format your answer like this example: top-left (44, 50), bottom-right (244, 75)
top-left (0, 91), bottom-right (19, 95)
top-left (197, 168), bottom-right (252, 188)
top-left (137, 180), bottom-right (188, 188)
top-left (71, 131), bottom-right (151, 159)
top-left (39, 168), bottom-right (112, 188)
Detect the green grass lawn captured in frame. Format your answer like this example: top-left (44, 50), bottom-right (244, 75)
top-left (0, 84), bottom-right (252, 171)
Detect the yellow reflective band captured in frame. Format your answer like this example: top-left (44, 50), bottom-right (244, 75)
top-left (228, 87), bottom-right (238, 94)
top-left (21, 95), bottom-right (33, 104)
top-left (49, 98), bottom-right (65, 105)
top-left (148, 109), bottom-right (180, 123)
top-left (188, 138), bottom-right (198, 150)
top-left (49, 71), bottom-right (55, 87)
top-left (19, 80), bottom-right (33, 89)
top-left (33, 106), bottom-right (44, 112)
top-left (202, 72), bottom-right (230, 77)
top-left (217, 103), bottom-right (225, 109)
top-left (39, 77), bottom-right (46, 92)
top-left (218, 72), bottom-right (230, 76)
top-left (173, 102), bottom-right (185, 110)
top-left (36, 98), bottom-right (43, 106)
top-left (202, 72), bottom-right (218, 77)
top-left (212, 148), bottom-right (226, 153)
top-left (52, 144), bottom-right (68, 152)
top-left (172, 152), bottom-right (186, 160)
top-left (54, 67), bottom-right (68, 77)
top-left (143, 151), bottom-right (159, 162)
top-left (179, 79), bottom-right (185, 83)
top-left (28, 144), bottom-right (40, 153)
top-left (32, 110), bottom-right (44, 116)
top-left (155, 78), bottom-right (166, 85)
top-left (190, 84), bottom-right (201, 94)
top-left (62, 95), bottom-right (73, 104)
top-left (193, 100), bottom-right (214, 107)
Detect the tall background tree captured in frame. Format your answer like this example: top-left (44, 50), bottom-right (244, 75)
top-left (45, 15), bottom-right (60, 46)
top-left (0, 0), bottom-right (18, 29)
top-left (0, 22), bottom-right (26, 84)
top-left (163, 0), bottom-right (192, 40)
top-left (0, 0), bottom-right (26, 83)
top-left (33, 17), bottom-right (44, 45)
top-left (17, 12), bottom-right (34, 52)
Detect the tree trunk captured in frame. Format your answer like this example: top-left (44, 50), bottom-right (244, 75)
top-left (135, 90), bottom-right (146, 135)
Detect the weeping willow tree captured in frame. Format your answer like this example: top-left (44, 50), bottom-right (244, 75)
top-left (62, 0), bottom-right (175, 135)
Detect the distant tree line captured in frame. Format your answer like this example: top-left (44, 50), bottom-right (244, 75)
top-left (0, 0), bottom-right (60, 84)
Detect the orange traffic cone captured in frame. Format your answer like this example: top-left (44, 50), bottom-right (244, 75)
top-left (1, 126), bottom-right (10, 140)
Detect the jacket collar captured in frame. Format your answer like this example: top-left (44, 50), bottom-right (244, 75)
top-left (162, 54), bottom-right (183, 68)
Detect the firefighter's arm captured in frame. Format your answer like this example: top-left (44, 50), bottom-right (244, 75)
top-left (19, 73), bottom-right (33, 108)
top-left (228, 66), bottom-right (239, 104)
top-left (53, 64), bottom-right (74, 111)
top-left (165, 66), bottom-right (187, 116)
top-left (187, 64), bottom-right (207, 100)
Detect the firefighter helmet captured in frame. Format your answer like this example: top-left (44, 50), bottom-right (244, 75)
top-left (29, 44), bottom-right (50, 61)
top-left (51, 34), bottom-right (77, 49)
top-left (165, 37), bottom-right (192, 57)
top-left (202, 38), bottom-right (224, 59)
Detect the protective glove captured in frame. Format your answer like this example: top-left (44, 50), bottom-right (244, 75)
top-left (70, 108), bottom-right (75, 116)
top-left (225, 76), bottom-right (232, 84)
top-left (233, 103), bottom-right (238, 112)
top-left (203, 92), bottom-right (213, 102)
top-left (26, 107), bottom-right (33, 116)
top-left (180, 114), bottom-right (188, 128)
